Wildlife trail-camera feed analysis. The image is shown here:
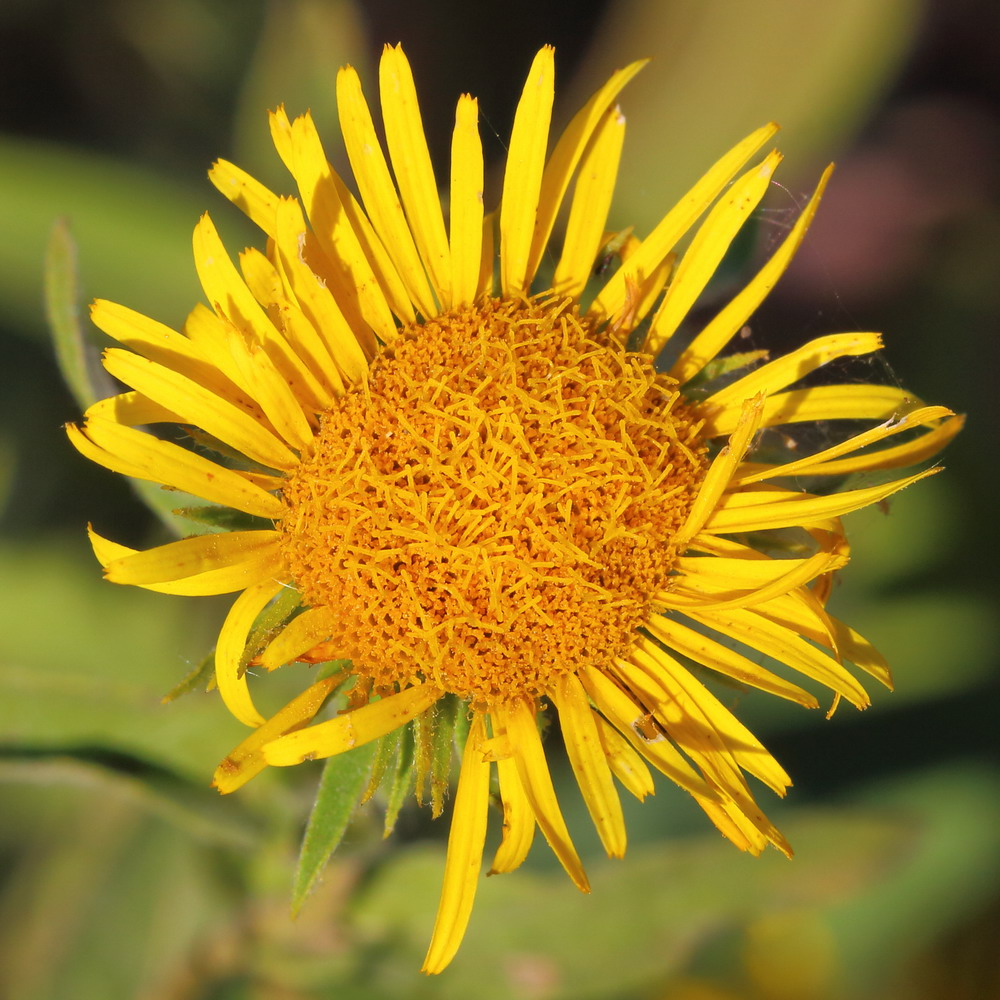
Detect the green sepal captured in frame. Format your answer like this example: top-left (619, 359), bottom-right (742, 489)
top-left (44, 219), bottom-right (113, 411)
top-left (161, 650), bottom-right (215, 704)
top-left (680, 349), bottom-right (770, 396)
top-left (428, 693), bottom-right (461, 818)
top-left (172, 505), bottom-right (272, 533)
top-left (382, 726), bottom-right (415, 838)
top-left (291, 740), bottom-right (379, 916)
top-left (362, 728), bottom-right (402, 804)
top-left (239, 586), bottom-right (303, 676)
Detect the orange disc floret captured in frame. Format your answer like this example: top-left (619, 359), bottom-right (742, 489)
top-left (279, 296), bottom-right (708, 703)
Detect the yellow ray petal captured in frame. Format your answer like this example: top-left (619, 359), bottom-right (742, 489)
top-left (579, 665), bottom-right (715, 801)
top-left (705, 467), bottom-right (939, 534)
top-left (499, 696), bottom-right (590, 892)
top-left (499, 46), bottom-right (555, 296)
top-left (239, 248), bottom-right (341, 403)
top-left (192, 214), bottom-right (330, 408)
top-left (259, 606), bottom-right (337, 671)
top-left (593, 714), bottom-right (655, 801)
top-left (286, 111), bottom-right (400, 343)
top-left (527, 58), bottom-right (646, 284)
top-left (449, 94), bottom-right (484, 308)
top-left (701, 384), bottom-right (920, 437)
top-left (553, 672), bottom-right (626, 857)
top-left (213, 675), bottom-right (342, 794)
top-left (336, 64), bottom-right (437, 317)
top-left (380, 44), bottom-right (451, 308)
top-left (66, 418), bottom-right (283, 519)
top-left (671, 165), bottom-right (832, 384)
top-left (90, 299), bottom-right (249, 407)
top-left (644, 150), bottom-right (783, 356)
top-left (263, 684), bottom-right (442, 765)
top-left (88, 526), bottom-right (283, 597)
top-left (422, 712), bottom-right (490, 975)
top-left (103, 529), bottom-right (281, 585)
top-left (708, 332), bottom-right (883, 410)
top-left (589, 122), bottom-right (779, 323)
top-left (86, 391), bottom-right (185, 426)
top-left (489, 740), bottom-right (536, 874)
top-left (225, 325), bottom-right (316, 453)
top-left (273, 197), bottom-right (371, 385)
top-left (666, 550), bottom-right (848, 612)
top-left (735, 407), bottom-right (962, 484)
top-left (553, 105), bottom-right (626, 300)
top-left (477, 210), bottom-right (496, 299)
top-left (101, 348), bottom-right (298, 471)
top-left (216, 579), bottom-right (285, 727)
top-left (829, 617), bottom-right (893, 688)
top-left (631, 638), bottom-right (791, 795)
top-left (643, 613), bottom-right (819, 708)
top-left (676, 394), bottom-right (765, 546)
top-left (684, 606), bottom-right (869, 708)
top-left (208, 158), bottom-right (280, 236)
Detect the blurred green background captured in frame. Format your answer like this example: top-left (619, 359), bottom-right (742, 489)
top-left (1, 1), bottom-right (998, 997)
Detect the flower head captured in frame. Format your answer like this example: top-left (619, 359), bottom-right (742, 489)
top-left (68, 44), bottom-right (961, 972)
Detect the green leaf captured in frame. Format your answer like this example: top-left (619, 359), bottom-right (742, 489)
top-left (44, 219), bottom-right (112, 410)
top-left (429, 693), bottom-right (460, 817)
top-left (161, 650), bottom-right (215, 704)
top-left (292, 740), bottom-right (378, 915)
top-left (383, 726), bottom-right (415, 837)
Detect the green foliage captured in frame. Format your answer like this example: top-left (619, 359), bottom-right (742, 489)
top-left (292, 741), bottom-right (379, 915)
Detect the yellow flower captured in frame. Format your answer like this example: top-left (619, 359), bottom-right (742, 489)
top-left (68, 44), bottom-right (961, 973)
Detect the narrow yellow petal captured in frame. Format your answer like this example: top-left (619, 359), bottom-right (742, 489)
top-left (286, 111), bottom-right (399, 344)
top-left (273, 197), bottom-right (370, 385)
top-left (700, 384), bottom-right (919, 438)
top-left (667, 550), bottom-right (848, 612)
top-left (225, 326), bottom-right (316, 453)
top-left (499, 46), bottom-right (555, 296)
top-left (89, 526), bottom-right (283, 597)
top-left (830, 617), bottom-right (892, 688)
top-left (208, 158), bottom-right (280, 236)
top-left (259, 606), bottom-right (337, 671)
top-left (644, 150), bottom-right (783, 356)
top-left (734, 407), bottom-right (962, 484)
top-left (103, 529), bottom-right (281, 585)
top-left (643, 613), bottom-right (819, 708)
top-left (589, 122), bottom-right (779, 323)
top-left (632, 638), bottom-right (792, 795)
top-left (477, 210), bottom-right (496, 299)
top-left (553, 672), bottom-right (626, 858)
top-left (90, 299), bottom-right (247, 406)
top-left (380, 44), bottom-right (451, 307)
top-left (336, 64), bottom-right (437, 317)
top-left (579, 665), bottom-right (715, 801)
top-left (66, 418), bottom-right (283, 518)
top-left (86, 391), bottom-right (184, 427)
top-left (526, 58), bottom-right (646, 284)
top-left (263, 684), bottom-right (442, 765)
top-left (677, 394), bottom-right (765, 546)
top-left (449, 94), bottom-right (484, 307)
top-left (593, 714), bottom-right (655, 801)
top-left (553, 105), bottom-right (626, 300)
top-left (192, 213), bottom-right (330, 409)
top-left (489, 743), bottom-right (536, 874)
top-left (705, 467), bottom-right (939, 534)
top-left (500, 696), bottom-right (590, 892)
top-left (239, 247), bottom-right (341, 403)
top-left (422, 713), bottom-right (490, 975)
top-left (216, 579), bottom-right (285, 727)
top-left (684, 606), bottom-right (870, 708)
top-left (671, 165), bottom-right (833, 384)
top-left (708, 332), bottom-right (883, 410)
top-left (213, 676), bottom-right (341, 794)
top-left (102, 348), bottom-right (298, 471)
